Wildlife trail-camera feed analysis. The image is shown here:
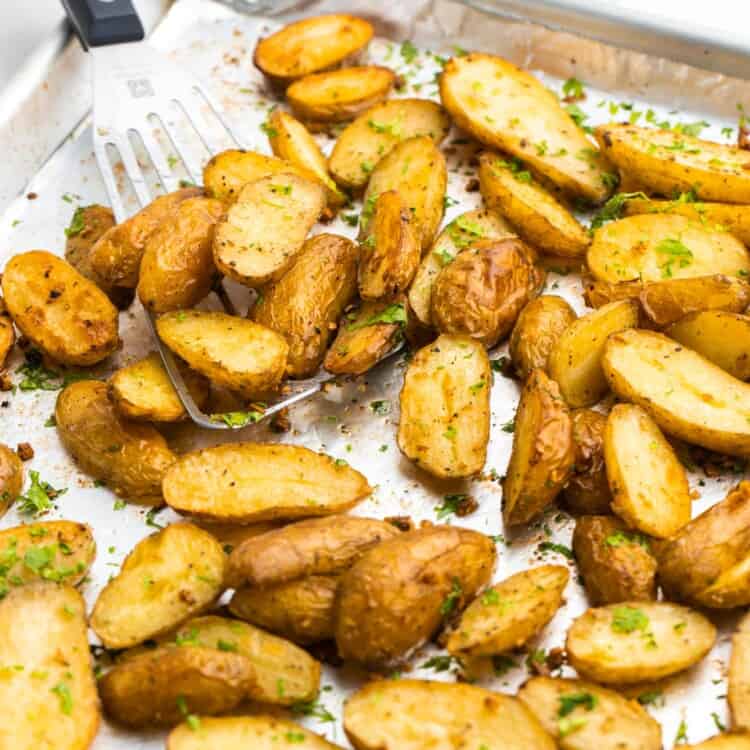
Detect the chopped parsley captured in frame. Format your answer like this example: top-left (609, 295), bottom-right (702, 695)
top-left (367, 118), bottom-right (402, 137)
top-left (260, 121), bottom-right (278, 138)
top-left (562, 77), bottom-right (585, 101)
top-left (538, 541), bottom-right (574, 559)
top-left (51, 682), bottom-right (73, 715)
top-left (370, 400), bottom-right (391, 416)
top-left (64, 206), bottom-right (87, 238)
top-left (589, 191), bottom-right (649, 231)
top-left (210, 410), bottom-right (264, 428)
top-left (611, 605), bottom-right (649, 634)
top-left (557, 691), bottom-right (598, 737)
top-left (605, 530), bottom-right (650, 550)
top-left (655, 237), bottom-right (693, 278)
top-left (420, 654), bottom-right (456, 672)
top-left (400, 40), bottom-right (419, 65)
top-left (501, 419), bottom-right (515, 433)
top-left (674, 719), bottom-right (688, 745)
top-left (292, 695), bottom-right (336, 724)
top-left (440, 578), bottom-right (463, 616)
top-left (435, 494), bottom-right (468, 520)
top-left (494, 157), bottom-right (532, 183)
top-left (16, 471), bottom-right (66, 517)
top-left (347, 303), bottom-right (407, 331)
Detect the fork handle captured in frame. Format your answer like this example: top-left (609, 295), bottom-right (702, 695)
top-left (61, 0), bottom-right (144, 49)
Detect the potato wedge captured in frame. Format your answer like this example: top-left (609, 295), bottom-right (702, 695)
top-left (99, 646), bottom-right (254, 727)
top-left (582, 275), bottom-right (643, 309)
top-left (251, 233), bottom-right (358, 378)
top-left (604, 403), bottom-right (691, 538)
top-left (479, 151), bottom-right (590, 257)
top-left (328, 99), bottom-right (450, 190)
top-left (518, 676), bottom-right (662, 750)
top-left (2, 250), bottom-right (119, 366)
top-left (226, 515), bottom-right (399, 589)
top-left (667, 311), bottom-right (750, 380)
top-left (0, 442), bottom-right (23, 517)
top-left (683, 738), bottom-right (750, 750)
top-left (397, 334), bottom-right (491, 478)
top-left (588, 214), bottom-right (750, 284)
top-left (213, 173), bottom-right (326, 287)
top-left (572, 516), bottom-right (657, 605)
top-left (90, 522), bottom-right (226, 649)
top-left (602, 328), bottom-right (750, 456)
top-left (287, 66), bottom-right (395, 124)
top-left (163, 442), bottom-right (372, 523)
top-left (137, 196), bottom-right (225, 313)
top-left (0, 583), bottom-right (99, 750)
top-left (730, 611), bottom-right (750, 732)
top-left (595, 123), bottom-right (750, 204)
top-left (56, 380), bottom-right (175, 502)
top-left (335, 525), bottom-right (496, 667)
top-left (440, 53), bottom-right (614, 203)
top-left (547, 299), bottom-right (639, 407)
top-left (447, 565), bottom-right (568, 657)
top-left (566, 601), bottom-right (716, 684)
top-left (344, 679), bottom-right (555, 750)
top-left (253, 14), bottom-right (373, 86)
top-left (156, 311), bottom-right (288, 399)
top-left (503, 369), bottom-right (574, 527)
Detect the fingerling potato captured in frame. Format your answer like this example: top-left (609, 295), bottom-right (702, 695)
top-left (730, 612), bottom-right (750, 732)
top-left (0, 442), bottom-right (23, 517)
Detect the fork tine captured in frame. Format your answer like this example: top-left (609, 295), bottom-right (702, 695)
top-left (193, 84), bottom-right (243, 149)
top-left (152, 109), bottom-right (205, 185)
top-left (174, 94), bottom-right (229, 156)
top-left (94, 139), bottom-right (128, 223)
top-left (136, 126), bottom-right (181, 194)
top-left (113, 133), bottom-right (152, 209)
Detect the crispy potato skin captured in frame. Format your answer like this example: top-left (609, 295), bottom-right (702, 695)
top-left (55, 380), bottom-right (175, 502)
top-left (334, 525), bottom-right (496, 667)
top-left (252, 233), bottom-right (358, 378)
top-left (2, 250), bottom-right (119, 366)
top-left (582, 275), bottom-right (643, 309)
top-left (573, 516), bottom-right (657, 605)
top-left (730, 612), bottom-right (750, 733)
top-left (0, 443), bottom-right (23, 517)
top-left (503, 369), bottom-right (574, 527)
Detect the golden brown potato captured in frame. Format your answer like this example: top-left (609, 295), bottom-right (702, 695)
top-left (572, 516), bottom-right (657, 605)
top-left (503, 369), bottom-right (574, 527)
top-left (163, 442), bottom-right (372, 523)
top-left (566, 601), bottom-right (716, 684)
top-left (547, 299), bottom-right (639, 407)
top-left (99, 646), bottom-right (254, 728)
top-left (328, 99), bottom-right (450, 190)
top-left (0, 442), bottom-right (23, 517)
top-left (518, 676), bottom-right (662, 750)
top-left (253, 14), bottom-right (373, 86)
top-left (582, 275), bottom-right (643, 310)
top-left (730, 611), bottom-right (750, 732)
top-left (287, 66), bottom-right (395, 124)
top-left (478, 151), bottom-right (590, 257)
top-left (251, 233), bottom-right (358, 378)
top-left (156, 311), bottom-right (288, 399)
top-left (595, 123), bottom-right (750, 203)
top-left (197, 521), bottom-right (283, 553)
top-left (509, 295), bottom-right (577, 379)
top-left (602, 328), bottom-right (750, 456)
top-left (447, 565), bottom-right (569, 657)
top-left (137, 196), bottom-right (225, 313)
top-left (668, 311), bottom-right (750, 380)
top-left (344, 679), bottom-right (555, 750)
top-left (226, 515), bottom-right (399, 589)
top-left (397, 334), bottom-right (491, 478)
top-left (2, 250), bottom-right (119, 366)
top-left (55, 380), bottom-right (175, 502)
top-left (90, 522), bottom-right (226, 649)
top-left (0, 583), bottom-right (99, 750)
top-left (334, 525), bottom-right (496, 667)
top-left (440, 53), bottom-right (614, 203)
top-left (432, 238), bottom-right (542, 347)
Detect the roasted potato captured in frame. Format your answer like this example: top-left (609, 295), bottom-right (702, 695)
top-left (595, 123), bottom-right (750, 203)
top-left (566, 601), bottom-right (716, 684)
top-left (90, 522), bottom-right (226, 649)
top-left (509, 295), bottom-right (577, 379)
top-left (518, 676), bottom-right (662, 750)
top-left (55, 379), bottom-right (175, 502)
top-left (668, 311), bottom-right (750, 380)
top-left (730, 611), bottom-right (750, 732)
top-left (251, 233), bottom-right (358, 378)
top-left (602, 328), bottom-right (750, 456)
top-left (2, 250), bottom-right (119, 366)
top-left (547, 299), bottom-right (639, 407)
top-left (397, 334), bottom-right (491, 478)
top-left (503, 369), bottom-right (574, 527)
top-left (253, 14), bottom-right (374, 86)
top-left (440, 53), bottom-right (614, 202)
top-left (572, 516), bottom-right (657, 605)
top-left (156, 311), bottom-right (288, 399)
top-left (0, 442), bottom-right (23, 517)
top-left (328, 99), bottom-right (450, 190)
top-left (604, 403), bottom-right (691, 538)
top-left (478, 151), bottom-right (590, 257)
top-left (163, 442), bottom-right (372, 523)
top-left (446, 565), bottom-right (569, 657)
top-left (137, 196), bottom-right (225, 313)
top-left (656, 481), bottom-right (750, 608)
top-left (213, 173), bottom-right (326, 287)
top-left (197, 520), bottom-right (283, 553)
top-left (0, 583), bottom-right (99, 750)
top-left (226, 515), bottom-right (399, 589)
top-left (334, 525), bottom-right (496, 667)
top-left (582, 275), bottom-right (643, 309)
top-left (287, 66), bottom-right (395, 124)
top-left (344, 679), bottom-right (555, 750)
top-left (108, 352), bottom-right (210, 422)
top-left (431, 238), bottom-right (543, 347)
top-left (588, 214), bottom-right (750, 284)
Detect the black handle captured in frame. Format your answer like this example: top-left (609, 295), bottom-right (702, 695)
top-left (61, 0), bottom-right (144, 49)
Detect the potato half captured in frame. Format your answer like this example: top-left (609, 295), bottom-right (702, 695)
top-left (0, 443), bottom-right (23, 518)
